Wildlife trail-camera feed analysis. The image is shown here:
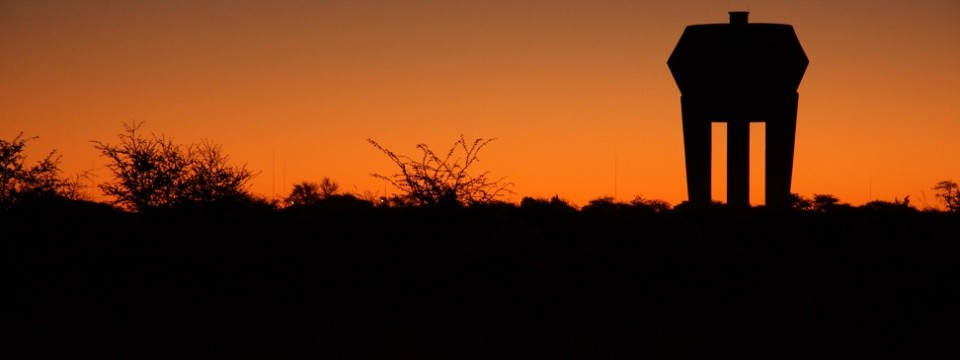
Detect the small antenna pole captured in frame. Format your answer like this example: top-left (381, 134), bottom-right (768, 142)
top-left (272, 150), bottom-right (276, 199)
top-left (91, 157), bottom-right (97, 201)
top-left (614, 156), bottom-right (618, 201)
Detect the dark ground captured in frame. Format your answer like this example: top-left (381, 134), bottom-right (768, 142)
top-left (3, 200), bottom-right (958, 359)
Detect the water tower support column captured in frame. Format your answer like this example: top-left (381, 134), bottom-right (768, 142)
top-left (728, 119), bottom-right (750, 208)
top-left (681, 96), bottom-right (712, 205)
top-left (765, 93), bottom-right (799, 208)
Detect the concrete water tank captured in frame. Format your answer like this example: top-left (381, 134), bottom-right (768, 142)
top-left (668, 11), bottom-right (809, 208)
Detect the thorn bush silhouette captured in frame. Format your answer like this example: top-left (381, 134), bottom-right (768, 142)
top-left (284, 177), bottom-right (341, 207)
top-left (1, 132), bottom-right (87, 209)
top-left (367, 135), bottom-right (514, 207)
top-left (92, 121), bottom-right (257, 211)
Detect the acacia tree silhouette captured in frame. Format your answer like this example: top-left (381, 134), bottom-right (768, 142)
top-left (788, 193), bottom-right (814, 211)
top-left (92, 121), bottom-right (256, 211)
top-left (581, 196), bottom-right (672, 214)
top-left (933, 180), bottom-right (959, 213)
top-left (1, 132), bottom-right (87, 209)
top-left (786, 193), bottom-right (849, 212)
top-left (284, 177), bottom-right (339, 207)
top-left (367, 135), bottom-right (513, 207)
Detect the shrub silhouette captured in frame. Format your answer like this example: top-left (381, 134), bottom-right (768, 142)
top-left (811, 193), bottom-right (847, 212)
top-left (284, 177), bottom-right (341, 207)
top-left (860, 197), bottom-right (917, 215)
top-left (788, 192), bottom-right (814, 211)
top-left (581, 196), bottom-right (624, 212)
top-left (785, 193), bottom-right (854, 213)
top-left (518, 196), bottom-right (578, 221)
top-left (629, 195), bottom-right (672, 213)
top-left (579, 196), bottom-right (671, 216)
top-left (92, 121), bottom-right (256, 211)
top-left (285, 181), bottom-right (323, 207)
top-left (1, 132), bottom-right (87, 209)
top-left (367, 135), bottom-right (513, 207)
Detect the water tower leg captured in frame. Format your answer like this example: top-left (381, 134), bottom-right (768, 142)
top-left (728, 120), bottom-right (750, 208)
top-left (681, 97), bottom-right (711, 206)
top-left (766, 93), bottom-right (799, 208)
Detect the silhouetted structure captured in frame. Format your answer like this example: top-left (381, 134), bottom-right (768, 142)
top-left (668, 12), bottom-right (808, 208)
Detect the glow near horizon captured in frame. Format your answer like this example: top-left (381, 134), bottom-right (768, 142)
top-left (1, 1), bottom-right (958, 208)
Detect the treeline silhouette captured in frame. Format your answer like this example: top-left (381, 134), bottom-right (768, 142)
top-left (4, 195), bottom-right (958, 358)
top-left (3, 127), bottom-right (959, 358)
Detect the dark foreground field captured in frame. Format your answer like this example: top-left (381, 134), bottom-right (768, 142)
top-left (3, 201), bottom-right (958, 359)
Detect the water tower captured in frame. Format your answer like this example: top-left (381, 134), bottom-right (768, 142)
top-left (667, 12), bottom-right (808, 208)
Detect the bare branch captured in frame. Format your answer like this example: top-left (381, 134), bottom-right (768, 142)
top-left (367, 135), bottom-right (514, 207)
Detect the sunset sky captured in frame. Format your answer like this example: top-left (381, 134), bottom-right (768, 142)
top-left (2, 0), bottom-right (958, 208)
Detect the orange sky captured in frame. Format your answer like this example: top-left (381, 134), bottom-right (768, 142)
top-left (2, 1), bottom-right (958, 208)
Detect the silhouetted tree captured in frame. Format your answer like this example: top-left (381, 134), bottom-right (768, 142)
top-left (788, 193), bottom-right (814, 211)
top-left (860, 196), bottom-right (917, 214)
top-left (671, 199), bottom-right (726, 213)
top-left (319, 177), bottom-right (339, 197)
top-left (581, 196), bottom-right (626, 213)
top-left (285, 177), bottom-right (339, 207)
top-left (367, 135), bottom-right (513, 207)
top-left (933, 180), bottom-right (959, 213)
top-left (92, 121), bottom-right (256, 211)
top-left (181, 140), bottom-right (253, 204)
top-left (519, 195), bottom-right (578, 215)
top-left (812, 193), bottom-right (843, 212)
top-left (286, 181), bottom-right (322, 207)
top-left (629, 195), bottom-right (672, 213)
top-left (580, 195), bottom-right (671, 215)
top-left (1, 132), bottom-right (87, 209)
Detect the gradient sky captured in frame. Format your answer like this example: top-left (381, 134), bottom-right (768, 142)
top-left (2, 0), bottom-right (958, 208)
